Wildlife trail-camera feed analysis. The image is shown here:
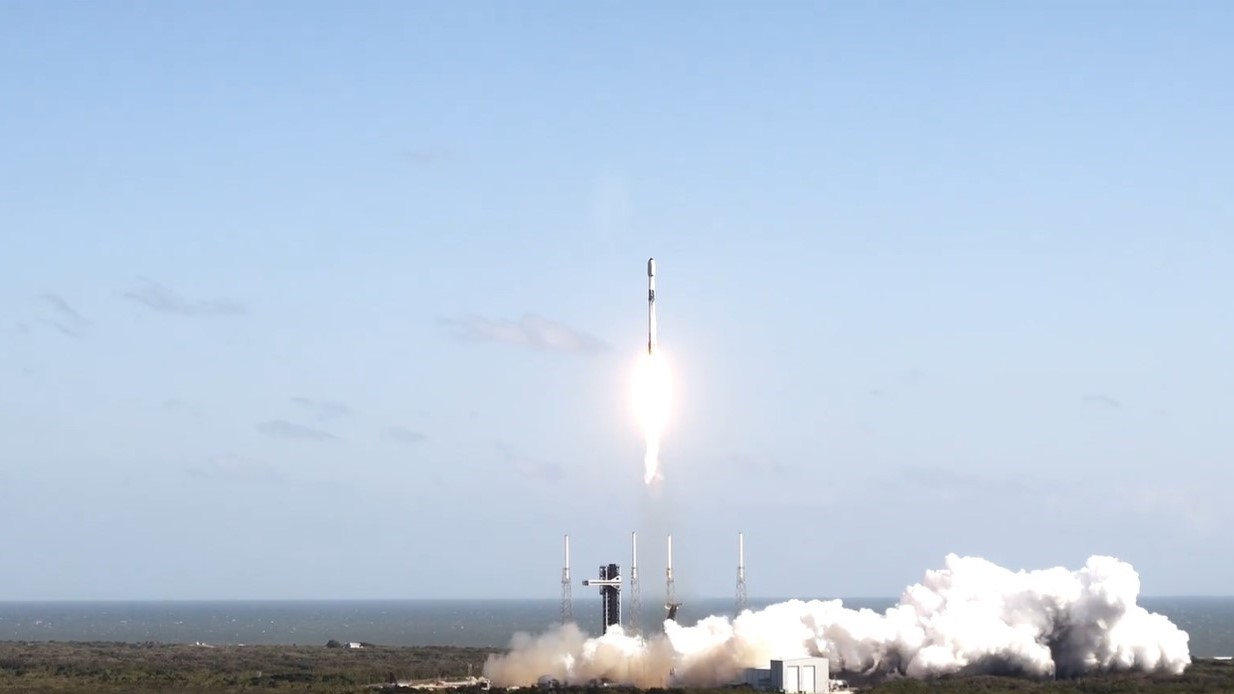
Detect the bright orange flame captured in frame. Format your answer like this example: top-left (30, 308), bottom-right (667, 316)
top-left (632, 350), bottom-right (673, 485)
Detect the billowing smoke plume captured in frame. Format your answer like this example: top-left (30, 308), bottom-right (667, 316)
top-left (484, 554), bottom-right (1190, 686)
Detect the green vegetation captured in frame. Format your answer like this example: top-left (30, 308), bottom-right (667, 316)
top-left (1, 641), bottom-right (1230, 693)
top-left (0, 641), bottom-right (493, 693)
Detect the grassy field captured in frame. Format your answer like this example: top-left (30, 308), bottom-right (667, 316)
top-left (1, 641), bottom-right (1230, 693)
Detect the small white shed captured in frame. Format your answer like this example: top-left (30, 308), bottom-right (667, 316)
top-left (770, 657), bottom-right (829, 693)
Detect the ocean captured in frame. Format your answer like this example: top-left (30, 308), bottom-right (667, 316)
top-left (1, 597), bottom-right (1231, 658)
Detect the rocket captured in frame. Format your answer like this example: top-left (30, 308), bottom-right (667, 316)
top-left (647, 257), bottom-right (657, 354)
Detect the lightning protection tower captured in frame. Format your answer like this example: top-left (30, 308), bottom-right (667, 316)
top-left (665, 534), bottom-right (681, 621)
top-left (736, 531), bottom-right (748, 614)
top-left (561, 534), bottom-right (573, 624)
top-left (630, 531), bottom-right (641, 632)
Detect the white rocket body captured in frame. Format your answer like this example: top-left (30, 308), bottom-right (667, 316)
top-left (647, 258), bottom-right (657, 355)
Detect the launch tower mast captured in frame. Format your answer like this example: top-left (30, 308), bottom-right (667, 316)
top-left (561, 534), bottom-right (572, 624)
top-left (630, 532), bottom-right (641, 632)
top-left (665, 534), bottom-right (681, 621)
top-left (736, 532), bottom-right (748, 614)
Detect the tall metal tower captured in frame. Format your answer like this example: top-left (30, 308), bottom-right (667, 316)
top-left (630, 531), bottom-right (641, 633)
top-left (561, 534), bottom-right (573, 624)
top-left (665, 534), bottom-right (681, 620)
top-left (736, 531), bottom-right (748, 614)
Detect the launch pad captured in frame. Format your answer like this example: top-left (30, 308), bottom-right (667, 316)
top-left (564, 531), bottom-right (746, 635)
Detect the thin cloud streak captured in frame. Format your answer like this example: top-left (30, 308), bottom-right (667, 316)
top-left (125, 279), bottom-right (246, 317)
top-left (1083, 393), bottom-right (1123, 409)
top-left (438, 314), bottom-right (607, 355)
top-left (255, 419), bottom-right (337, 441)
top-left (186, 454), bottom-right (283, 483)
top-left (400, 146), bottom-right (451, 164)
top-left (39, 293), bottom-right (90, 337)
top-left (728, 453), bottom-right (793, 478)
top-left (385, 426), bottom-right (426, 444)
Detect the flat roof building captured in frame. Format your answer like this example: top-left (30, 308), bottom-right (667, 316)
top-left (742, 657), bottom-right (830, 693)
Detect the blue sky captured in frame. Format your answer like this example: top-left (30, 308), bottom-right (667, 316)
top-left (1, 1), bottom-right (1232, 600)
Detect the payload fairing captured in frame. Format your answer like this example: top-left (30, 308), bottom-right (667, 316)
top-left (647, 257), bottom-right (657, 355)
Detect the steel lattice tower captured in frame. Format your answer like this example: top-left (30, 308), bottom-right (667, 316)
top-left (629, 532), bottom-right (641, 633)
top-left (665, 534), bottom-right (681, 620)
top-left (736, 532), bottom-right (748, 614)
top-left (561, 534), bottom-right (573, 624)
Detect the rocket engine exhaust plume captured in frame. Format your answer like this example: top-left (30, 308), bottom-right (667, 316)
top-left (483, 554), bottom-right (1190, 687)
top-left (632, 350), bottom-right (672, 485)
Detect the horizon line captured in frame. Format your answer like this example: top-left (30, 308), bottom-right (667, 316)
top-left (3, 594), bottom-right (1230, 603)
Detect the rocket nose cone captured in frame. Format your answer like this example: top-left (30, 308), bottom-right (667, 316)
top-left (647, 258), bottom-right (656, 277)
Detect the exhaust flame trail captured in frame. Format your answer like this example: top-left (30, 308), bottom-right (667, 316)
top-left (484, 554), bottom-right (1190, 687)
top-left (632, 351), bottom-right (672, 485)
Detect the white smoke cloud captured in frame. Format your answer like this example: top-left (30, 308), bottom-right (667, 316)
top-left (484, 554), bottom-right (1190, 687)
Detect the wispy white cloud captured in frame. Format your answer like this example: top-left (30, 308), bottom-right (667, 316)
top-left (438, 314), bottom-right (607, 355)
top-left (125, 279), bottom-right (246, 317)
top-left (255, 419), bottom-right (337, 441)
top-left (186, 453), bottom-right (282, 483)
top-left (1083, 393), bottom-right (1123, 409)
top-left (728, 452), bottom-right (793, 478)
top-left (385, 426), bottom-right (426, 444)
top-left (39, 293), bottom-right (91, 337)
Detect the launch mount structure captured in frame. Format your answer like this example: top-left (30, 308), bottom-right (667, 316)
top-left (583, 564), bottom-right (622, 634)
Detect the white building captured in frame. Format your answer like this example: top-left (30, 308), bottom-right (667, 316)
top-left (742, 657), bottom-right (830, 693)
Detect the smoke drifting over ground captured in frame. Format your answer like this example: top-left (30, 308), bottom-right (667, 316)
top-left (484, 554), bottom-right (1190, 687)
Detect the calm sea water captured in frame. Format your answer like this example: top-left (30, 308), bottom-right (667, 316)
top-left (1, 598), bottom-right (1231, 658)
